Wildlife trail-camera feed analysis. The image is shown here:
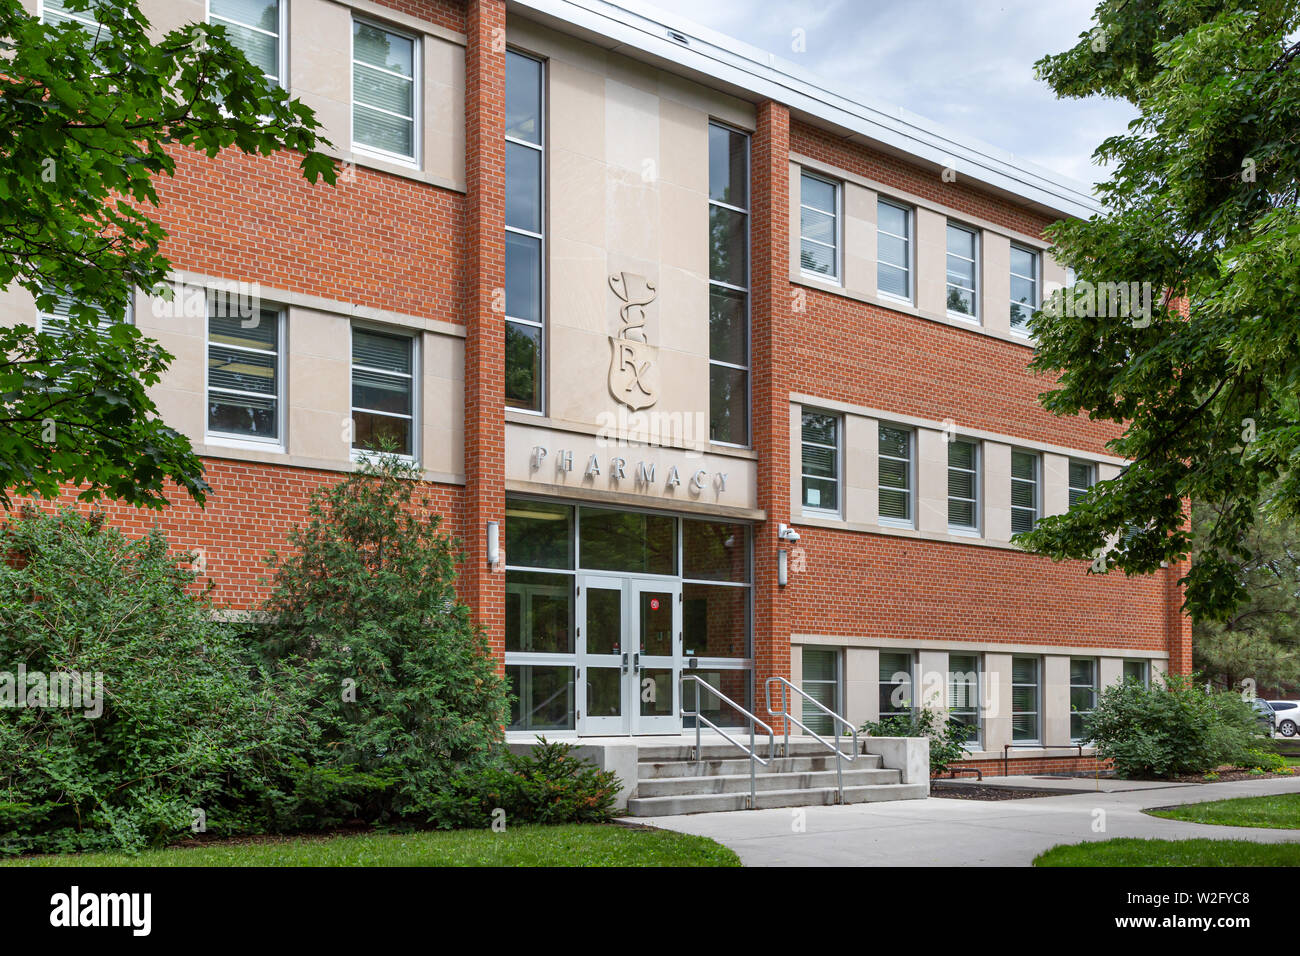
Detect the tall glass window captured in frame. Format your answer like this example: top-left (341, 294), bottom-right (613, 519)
top-left (802, 647), bottom-right (840, 735)
top-left (799, 172), bottom-right (838, 280)
top-left (948, 653), bottom-right (980, 748)
top-left (41, 0), bottom-right (102, 32)
top-left (878, 425), bottom-right (913, 524)
top-left (1070, 658), bottom-right (1097, 742)
top-left (351, 327), bottom-right (415, 457)
top-left (879, 651), bottom-right (913, 721)
top-left (1010, 244), bottom-right (1039, 332)
top-left (800, 410), bottom-right (839, 515)
top-left (1011, 450), bottom-right (1040, 535)
top-left (947, 439), bottom-right (979, 531)
top-left (877, 199), bottom-right (912, 301)
top-left (1123, 659), bottom-right (1149, 686)
top-left (352, 18), bottom-right (417, 162)
top-left (945, 222), bottom-right (978, 320)
top-left (505, 51), bottom-right (544, 412)
top-left (206, 307), bottom-right (282, 444)
top-left (209, 0), bottom-right (283, 85)
top-left (708, 122), bottom-right (750, 446)
top-left (1068, 460), bottom-right (1095, 508)
top-left (1011, 656), bottom-right (1040, 743)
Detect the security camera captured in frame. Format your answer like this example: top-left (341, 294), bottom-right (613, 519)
top-left (778, 523), bottom-right (800, 543)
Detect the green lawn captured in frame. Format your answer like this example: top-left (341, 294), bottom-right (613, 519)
top-left (2, 824), bottom-right (740, 867)
top-left (1146, 792), bottom-right (1300, 829)
top-left (1035, 838), bottom-right (1300, 867)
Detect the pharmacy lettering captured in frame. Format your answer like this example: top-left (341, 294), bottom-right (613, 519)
top-left (530, 445), bottom-right (729, 497)
top-left (608, 272), bottom-right (659, 410)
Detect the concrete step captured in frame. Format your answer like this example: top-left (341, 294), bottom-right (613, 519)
top-left (639, 753), bottom-right (882, 779)
top-left (637, 767), bottom-right (902, 797)
top-left (634, 739), bottom-right (865, 762)
top-left (626, 782), bottom-right (929, 816)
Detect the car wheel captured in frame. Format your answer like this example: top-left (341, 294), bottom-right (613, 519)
top-left (1281, 720), bottom-right (1298, 738)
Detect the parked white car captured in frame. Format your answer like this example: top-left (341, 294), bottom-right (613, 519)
top-left (1265, 700), bottom-right (1300, 737)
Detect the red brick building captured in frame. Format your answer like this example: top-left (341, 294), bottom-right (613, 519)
top-left (15, 0), bottom-right (1190, 778)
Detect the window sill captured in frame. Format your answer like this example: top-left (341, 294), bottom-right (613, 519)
top-left (205, 434), bottom-right (285, 454)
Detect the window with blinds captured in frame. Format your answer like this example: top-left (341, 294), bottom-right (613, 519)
top-left (877, 199), bottom-right (912, 301)
top-left (948, 653), bottom-right (980, 748)
top-left (207, 307), bottom-right (282, 443)
top-left (948, 438), bottom-right (979, 531)
top-left (800, 410), bottom-right (839, 515)
top-left (36, 290), bottom-right (125, 338)
top-left (1011, 656), bottom-right (1039, 743)
top-left (1070, 658), bottom-right (1097, 742)
top-left (1068, 460), bottom-right (1095, 508)
top-left (505, 50), bottom-right (544, 412)
top-left (352, 18), bottom-right (417, 162)
top-left (1010, 450), bottom-right (1039, 535)
top-left (351, 327), bottom-right (415, 457)
top-left (799, 172), bottom-right (839, 281)
top-left (879, 651), bottom-right (913, 721)
top-left (41, 0), bottom-right (104, 33)
top-left (1123, 659), bottom-right (1149, 687)
top-left (209, 0), bottom-right (283, 85)
top-left (878, 425), bottom-right (913, 524)
top-left (945, 222), bottom-right (978, 320)
top-left (801, 647), bottom-right (840, 736)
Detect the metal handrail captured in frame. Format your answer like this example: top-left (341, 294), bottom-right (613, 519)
top-left (680, 675), bottom-right (775, 810)
top-left (765, 677), bottom-right (858, 804)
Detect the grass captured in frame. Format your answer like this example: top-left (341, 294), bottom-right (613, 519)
top-left (1, 824), bottom-right (741, 868)
top-left (1146, 792), bottom-right (1300, 830)
top-left (1035, 838), bottom-right (1300, 867)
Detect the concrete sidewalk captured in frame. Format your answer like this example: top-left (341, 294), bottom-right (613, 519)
top-left (627, 775), bottom-right (1300, 866)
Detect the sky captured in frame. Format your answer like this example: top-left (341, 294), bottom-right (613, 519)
top-left (636, 0), bottom-right (1137, 186)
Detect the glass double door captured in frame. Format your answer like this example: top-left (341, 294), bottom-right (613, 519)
top-left (578, 575), bottom-right (680, 735)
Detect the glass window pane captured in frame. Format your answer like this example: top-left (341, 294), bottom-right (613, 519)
top-left (802, 411), bottom-right (836, 447)
top-left (800, 240), bottom-right (836, 277)
top-left (505, 321), bottom-right (540, 410)
top-left (578, 507), bottom-right (676, 575)
top-left (709, 205), bottom-right (748, 287)
top-left (211, 0), bottom-right (279, 32)
top-left (948, 439), bottom-right (975, 471)
top-left (505, 498), bottom-right (573, 570)
top-left (803, 477), bottom-right (837, 512)
top-left (209, 393), bottom-right (277, 438)
top-left (1011, 451), bottom-right (1037, 481)
top-left (352, 409), bottom-right (411, 455)
top-left (800, 206), bottom-right (835, 245)
top-left (505, 232), bottom-right (541, 323)
top-left (1070, 659), bottom-right (1095, 685)
top-left (708, 287), bottom-right (747, 365)
top-left (879, 489), bottom-right (909, 520)
top-left (209, 345), bottom-right (277, 394)
top-left (801, 174), bottom-right (835, 213)
top-left (708, 124), bottom-right (748, 208)
top-left (877, 232), bottom-right (909, 269)
top-left (878, 200), bottom-right (909, 237)
top-left (353, 104), bottom-right (413, 157)
top-left (802, 443), bottom-right (836, 479)
top-left (1012, 657), bottom-right (1037, 684)
top-left (879, 426), bottom-right (911, 460)
top-left (352, 368), bottom-right (411, 416)
top-left (683, 582), bottom-right (749, 658)
top-left (353, 328), bottom-right (410, 373)
top-left (946, 223), bottom-right (975, 257)
top-left (1010, 246), bottom-right (1037, 277)
top-left (709, 364), bottom-right (748, 445)
top-left (505, 570), bottom-right (573, 653)
top-left (353, 21), bottom-right (413, 75)
top-left (947, 286), bottom-right (975, 316)
top-left (354, 62), bottom-right (412, 115)
top-left (505, 51), bottom-right (542, 144)
top-left (682, 519), bottom-right (750, 583)
top-left (878, 262), bottom-right (909, 299)
top-left (216, 20), bottom-right (278, 76)
top-left (505, 142), bottom-right (541, 233)
top-left (506, 665), bottom-right (574, 731)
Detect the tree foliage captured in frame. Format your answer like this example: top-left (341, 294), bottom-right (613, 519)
top-left (0, 0), bottom-right (335, 507)
top-left (1020, 1), bottom-right (1300, 621)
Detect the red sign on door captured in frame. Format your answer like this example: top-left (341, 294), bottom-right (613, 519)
top-left (649, 598), bottom-right (660, 610)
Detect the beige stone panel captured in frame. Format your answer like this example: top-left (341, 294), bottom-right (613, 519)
top-left (655, 69), bottom-right (754, 132)
top-left (788, 404), bottom-right (802, 514)
top-left (788, 163), bottom-right (803, 276)
top-left (916, 427), bottom-right (948, 534)
top-left (290, 406), bottom-right (348, 461)
top-left (656, 265), bottom-right (708, 359)
top-left (548, 324), bottom-right (615, 425)
top-left (915, 207), bottom-right (947, 316)
top-left (1099, 657), bottom-right (1124, 690)
top-left (658, 181), bottom-right (707, 276)
top-left (1043, 249), bottom-right (1069, 306)
top-left (141, 293), bottom-right (206, 440)
top-left (918, 650), bottom-right (947, 713)
top-left (982, 232), bottom-right (1011, 336)
top-left (983, 653), bottom-right (1012, 752)
top-left (654, 350), bottom-right (711, 441)
top-left (657, 96), bottom-right (707, 194)
top-left (550, 148), bottom-right (607, 247)
top-left (845, 646), bottom-right (879, 726)
top-left (423, 38), bottom-right (466, 189)
top-left (1098, 462), bottom-right (1122, 481)
top-left (548, 237), bottom-right (607, 336)
top-left (286, 308), bottom-right (350, 460)
top-left (146, 0), bottom-right (203, 37)
top-left (0, 284), bottom-right (37, 330)
top-left (843, 183), bottom-right (877, 298)
top-left (984, 440), bottom-right (1012, 542)
top-left (1043, 655), bottom-right (1071, 744)
top-left (1043, 452), bottom-right (1070, 517)
top-left (548, 58), bottom-right (605, 163)
top-left (843, 414), bottom-right (878, 525)
top-left (605, 169), bottom-right (660, 268)
top-left (19, 0), bottom-right (36, 15)
top-left (421, 333), bottom-right (463, 477)
top-left (290, 0), bottom-right (351, 152)
top-left (604, 76), bottom-right (659, 178)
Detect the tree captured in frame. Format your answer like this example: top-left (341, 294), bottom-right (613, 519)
top-left (260, 455), bottom-right (510, 821)
top-left (1019, 1), bottom-right (1300, 622)
top-left (0, 0), bottom-right (335, 508)
top-left (1192, 496), bottom-right (1300, 692)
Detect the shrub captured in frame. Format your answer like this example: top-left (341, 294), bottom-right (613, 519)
top-left (861, 708), bottom-right (967, 775)
top-left (0, 508), bottom-right (301, 854)
top-left (260, 454), bottom-right (510, 823)
top-left (427, 738), bottom-right (621, 829)
top-left (1084, 673), bottom-right (1260, 779)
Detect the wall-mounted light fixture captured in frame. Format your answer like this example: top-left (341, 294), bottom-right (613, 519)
top-left (777, 523), bottom-right (800, 543)
top-left (486, 521), bottom-right (500, 568)
top-left (778, 548), bottom-right (789, 587)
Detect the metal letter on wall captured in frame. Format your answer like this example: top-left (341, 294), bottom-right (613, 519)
top-left (607, 272), bottom-right (659, 410)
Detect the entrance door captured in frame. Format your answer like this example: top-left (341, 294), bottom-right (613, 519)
top-left (577, 576), bottom-right (680, 735)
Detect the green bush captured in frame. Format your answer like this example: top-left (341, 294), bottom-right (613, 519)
top-left (428, 738), bottom-right (621, 829)
top-left (0, 508), bottom-right (301, 854)
top-left (1084, 673), bottom-right (1261, 779)
top-left (861, 708), bottom-right (968, 775)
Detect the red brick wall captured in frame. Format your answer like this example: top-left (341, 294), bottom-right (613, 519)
top-left (370, 0), bottom-right (465, 33)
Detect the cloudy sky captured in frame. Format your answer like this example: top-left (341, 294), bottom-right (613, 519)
top-left (637, 0), bottom-right (1136, 186)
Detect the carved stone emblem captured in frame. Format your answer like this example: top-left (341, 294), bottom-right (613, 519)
top-left (607, 271), bottom-right (659, 410)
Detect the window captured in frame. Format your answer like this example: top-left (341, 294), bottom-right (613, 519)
top-left (800, 410), bottom-right (839, 515)
top-left (879, 651), bottom-right (913, 721)
top-left (802, 647), bottom-right (840, 736)
top-left (878, 425), bottom-right (913, 524)
top-left (708, 122), bottom-right (750, 446)
top-left (1070, 658), bottom-right (1097, 742)
top-left (41, 0), bottom-right (103, 32)
top-left (209, 0), bottom-right (283, 85)
top-left (1010, 244), bottom-right (1039, 332)
top-left (36, 289), bottom-right (127, 338)
top-left (1011, 656), bottom-right (1040, 743)
top-left (1068, 460), bottom-right (1095, 508)
top-left (505, 50), bottom-right (544, 412)
top-left (945, 223), bottom-right (978, 320)
top-left (947, 438), bottom-right (979, 532)
top-left (799, 172), bottom-right (839, 280)
top-left (1123, 659), bottom-right (1149, 687)
top-left (1010, 450), bottom-right (1039, 535)
top-left (352, 18), bottom-right (417, 162)
top-left (948, 654), bottom-right (980, 749)
top-left (877, 199), bottom-right (912, 301)
top-left (207, 307), bottom-right (283, 444)
top-left (351, 327), bottom-right (415, 457)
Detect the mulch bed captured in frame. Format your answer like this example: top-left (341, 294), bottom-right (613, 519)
top-left (930, 784), bottom-right (1065, 801)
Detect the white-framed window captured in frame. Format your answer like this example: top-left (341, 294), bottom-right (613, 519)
top-left (40, 0), bottom-right (103, 32)
top-left (945, 222), bottom-right (978, 321)
top-left (1010, 243), bottom-right (1040, 333)
top-left (708, 121), bottom-right (751, 447)
top-left (799, 171), bottom-right (839, 282)
top-left (947, 438), bottom-right (979, 533)
top-left (208, 0), bottom-right (286, 87)
top-left (1070, 658), bottom-right (1097, 743)
top-left (36, 288), bottom-right (130, 338)
top-left (206, 306), bottom-right (284, 447)
top-left (1068, 459), bottom-right (1095, 508)
top-left (948, 653), bottom-right (981, 749)
top-left (1011, 655), bottom-right (1040, 743)
top-left (1010, 449), bottom-right (1040, 535)
top-left (505, 49), bottom-right (545, 413)
top-left (800, 409), bottom-right (840, 516)
top-left (877, 424), bottom-right (913, 526)
top-left (352, 17), bottom-right (418, 164)
top-left (877, 198), bottom-right (912, 302)
top-left (879, 651), bottom-right (913, 721)
top-left (1123, 659), bottom-right (1149, 687)
top-left (351, 325), bottom-right (417, 459)
top-left (801, 646), bottom-right (841, 736)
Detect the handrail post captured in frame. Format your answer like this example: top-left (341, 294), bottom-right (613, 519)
top-left (782, 681), bottom-right (790, 756)
top-left (749, 716), bottom-right (756, 809)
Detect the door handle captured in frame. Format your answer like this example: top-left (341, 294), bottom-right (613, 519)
top-left (621, 652), bottom-right (628, 674)
top-left (633, 653), bottom-right (640, 673)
